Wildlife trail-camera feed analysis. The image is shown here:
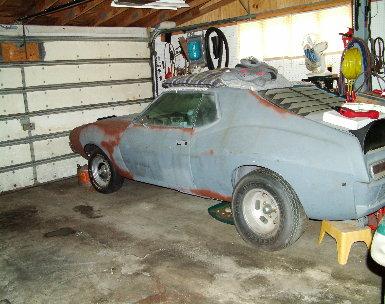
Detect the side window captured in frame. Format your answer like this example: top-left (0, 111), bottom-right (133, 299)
top-left (140, 92), bottom-right (202, 128)
top-left (195, 94), bottom-right (217, 127)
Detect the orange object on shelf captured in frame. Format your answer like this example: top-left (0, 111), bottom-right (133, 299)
top-left (0, 42), bottom-right (41, 62)
top-left (77, 164), bottom-right (91, 188)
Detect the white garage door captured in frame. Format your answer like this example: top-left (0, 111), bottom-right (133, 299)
top-left (0, 25), bottom-right (153, 193)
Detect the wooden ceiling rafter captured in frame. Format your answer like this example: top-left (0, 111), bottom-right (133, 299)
top-left (173, 0), bottom-right (237, 24)
top-left (65, 1), bottom-right (124, 26)
top-left (170, 1), bottom-right (213, 25)
top-left (98, 9), bottom-right (153, 27)
top-left (24, 0), bottom-right (64, 24)
top-left (0, 0), bottom-right (352, 27)
top-left (131, 0), bottom-right (212, 27)
top-left (53, 0), bottom-right (105, 25)
top-left (94, 8), bottom-right (131, 26)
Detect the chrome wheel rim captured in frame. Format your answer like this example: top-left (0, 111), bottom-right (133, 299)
top-left (91, 155), bottom-right (111, 188)
top-left (242, 188), bottom-right (280, 235)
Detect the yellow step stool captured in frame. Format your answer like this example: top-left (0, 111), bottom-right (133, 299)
top-left (318, 220), bottom-right (372, 265)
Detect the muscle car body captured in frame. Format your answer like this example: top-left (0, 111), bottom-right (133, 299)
top-left (70, 84), bottom-right (385, 221)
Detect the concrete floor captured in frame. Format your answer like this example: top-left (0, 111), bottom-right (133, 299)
top-left (0, 178), bottom-right (384, 304)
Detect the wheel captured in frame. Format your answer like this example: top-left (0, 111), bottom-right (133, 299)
top-left (232, 168), bottom-right (307, 251)
top-left (88, 149), bottom-right (123, 194)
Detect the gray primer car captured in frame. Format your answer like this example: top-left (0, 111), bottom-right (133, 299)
top-left (69, 72), bottom-right (385, 250)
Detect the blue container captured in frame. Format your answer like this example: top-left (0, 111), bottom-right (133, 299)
top-left (187, 39), bottom-right (202, 61)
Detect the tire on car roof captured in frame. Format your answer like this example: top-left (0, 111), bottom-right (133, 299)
top-left (88, 148), bottom-right (123, 194)
top-left (232, 168), bottom-right (307, 251)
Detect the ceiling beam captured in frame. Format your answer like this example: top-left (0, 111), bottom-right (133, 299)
top-left (132, 0), bottom-right (212, 27)
top-left (100, 9), bottom-right (154, 27)
top-left (50, 0), bottom-right (105, 25)
top-left (173, 0), bottom-right (237, 25)
top-left (24, 0), bottom-right (63, 24)
top-left (93, 4), bottom-right (130, 26)
top-left (0, 17), bottom-right (14, 24)
top-left (67, 1), bottom-right (125, 26)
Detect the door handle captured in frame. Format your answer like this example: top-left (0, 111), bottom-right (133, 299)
top-left (176, 140), bottom-right (188, 146)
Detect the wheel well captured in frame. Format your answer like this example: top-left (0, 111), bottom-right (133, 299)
top-left (83, 144), bottom-right (100, 158)
top-left (232, 165), bottom-right (262, 187)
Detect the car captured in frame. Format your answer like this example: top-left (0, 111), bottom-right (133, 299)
top-left (69, 68), bottom-right (385, 251)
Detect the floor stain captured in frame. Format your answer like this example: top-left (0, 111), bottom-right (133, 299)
top-left (0, 206), bottom-right (38, 231)
top-left (73, 205), bottom-right (102, 219)
top-left (44, 227), bottom-right (77, 238)
top-left (137, 292), bottom-right (168, 304)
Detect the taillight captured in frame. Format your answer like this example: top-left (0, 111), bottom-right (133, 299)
top-left (371, 160), bottom-right (385, 180)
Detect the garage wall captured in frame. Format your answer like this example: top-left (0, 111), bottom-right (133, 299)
top-left (371, 0), bottom-right (385, 90)
top-left (0, 25), bottom-right (152, 193)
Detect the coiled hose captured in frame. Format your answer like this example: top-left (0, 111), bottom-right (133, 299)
top-left (204, 27), bottom-right (229, 70)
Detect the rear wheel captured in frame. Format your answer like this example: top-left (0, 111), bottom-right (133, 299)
top-left (88, 149), bottom-right (123, 194)
top-left (232, 168), bottom-right (307, 251)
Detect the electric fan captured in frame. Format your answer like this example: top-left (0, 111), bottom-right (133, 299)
top-left (303, 34), bottom-right (331, 76)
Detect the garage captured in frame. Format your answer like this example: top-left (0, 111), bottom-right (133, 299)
top-left (0, 0), bottom-right (384, 303)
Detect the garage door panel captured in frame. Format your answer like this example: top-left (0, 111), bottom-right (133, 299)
top-left (24, 62), bottom-right (151, 87)
top-left (0, 167), bottom-right (34, 192)
top-left (30, 103), bottom-right (149, 136)
top-left (0, 26), bottom-right (152, 193)
top-left (43, 41), bottom-right (149, 61)
top-left (0, 144), bottom-right (31, 167)
top-left (27, 82), bottom-right (152, 112)
top-left (0, 94), bottom-right (25, 115)
top-left (36, 157), bottom-right (86, 183)
top-left (0, 67), bottom-right (22, 89)
top-left (34, 137), bottom-right (73, 161)
top-left (0, 119), bottom-right (28, 141)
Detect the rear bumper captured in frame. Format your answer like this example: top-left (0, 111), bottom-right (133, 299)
top-left (354, 179), bottom-right (385, 218)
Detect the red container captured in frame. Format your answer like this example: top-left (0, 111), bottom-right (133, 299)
top-left (77, 164), bottom-right (91, 187)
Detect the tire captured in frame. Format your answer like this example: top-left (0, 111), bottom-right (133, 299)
top-left (232, 168), bottom-right (307, 251)
top-left (88, 149), bottom-right (123, 194)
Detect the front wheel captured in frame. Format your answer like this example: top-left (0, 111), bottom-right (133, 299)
top-left (232, 168), bottom-right (307, 251)
top-left (88, 149), bottom-right (123, 194)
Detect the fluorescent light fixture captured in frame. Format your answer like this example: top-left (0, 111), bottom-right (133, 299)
top-left (111, 0), bottom-right (189, 10)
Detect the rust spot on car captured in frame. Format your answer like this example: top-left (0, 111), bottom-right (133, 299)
top-left (202, 149), bottom-right (214, 156)
top-left (97, 120), bottom-right (130, 157)
top-left (131, 123), bottom-right (194, 134)
top-left (249, 90), bottom-right (288, 115)
top-left (69, 125), bottom-right (88, 157)
top-left (191, 189), bottom-right (232, 202)
top-left (94, 119), bottom-right (130, 137)
top-left (69, 119), bottom-right (131, 158)
top-left (148, 125), bottom-right (194, 135)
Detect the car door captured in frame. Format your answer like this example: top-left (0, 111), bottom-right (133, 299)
top-left (190, 93), bottom-right (229, 195)
top-left (120, 91), bottom-right (202, 190)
